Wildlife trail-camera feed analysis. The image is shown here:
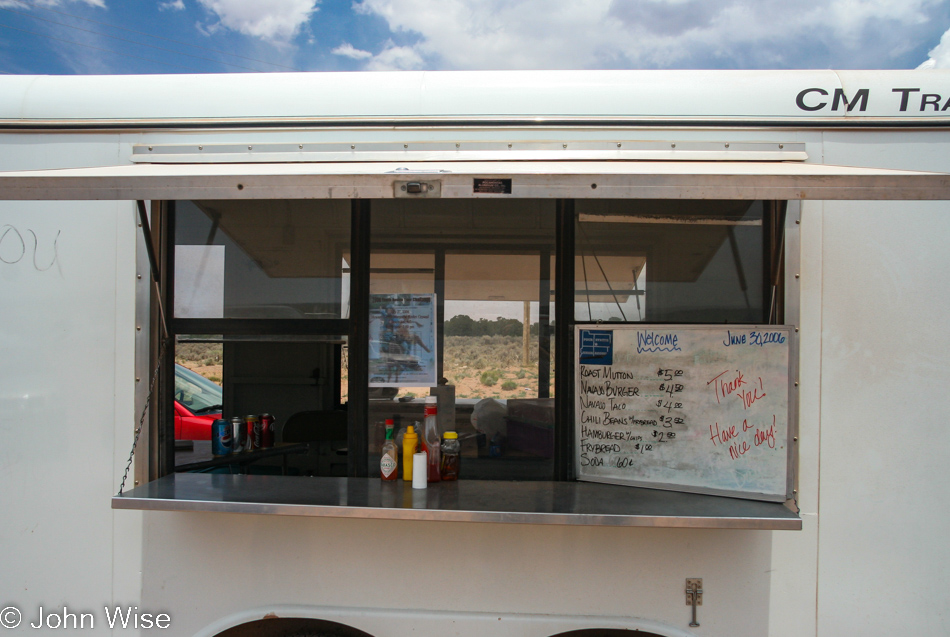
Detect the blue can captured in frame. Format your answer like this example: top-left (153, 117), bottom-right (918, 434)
top-left (211, 418), bottom-right (232, 457)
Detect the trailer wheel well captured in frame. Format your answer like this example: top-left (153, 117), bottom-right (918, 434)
top-left (549, 630), bottom-right (667, 637)
top-left (213, 618), bottom-right (373, 637)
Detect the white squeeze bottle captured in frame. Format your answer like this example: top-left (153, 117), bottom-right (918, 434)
top-left (423, 395), bottom-right (441, 482)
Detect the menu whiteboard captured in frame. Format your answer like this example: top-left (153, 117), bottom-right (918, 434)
top-left (575, 325), bottom-right (794, 502)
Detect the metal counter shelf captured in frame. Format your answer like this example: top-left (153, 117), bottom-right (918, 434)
top-left (112, 474), bottom-right (801, 530)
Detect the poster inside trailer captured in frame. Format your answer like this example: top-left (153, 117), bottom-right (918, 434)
top-left (369, 294), bottom-right (438, 387)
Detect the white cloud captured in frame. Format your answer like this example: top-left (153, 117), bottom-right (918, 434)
top-left (196, 0), bottom-right (318, 42)
top-left (332, 42), bottom-right (373, 59)
top-left (159, 0), bottom-right (186, 11)
top-left (920, 26), bottom-right (950, 68)
top-left (364, 42), bottom-right (424, 70)
top-left (352, 0), bottom-right (947, 69)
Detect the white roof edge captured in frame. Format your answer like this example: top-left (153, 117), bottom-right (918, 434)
top-left (1, 70), bottom-right (949, 124)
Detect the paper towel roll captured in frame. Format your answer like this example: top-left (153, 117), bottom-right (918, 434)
top-left (412, 452), bottom-right (427, 489)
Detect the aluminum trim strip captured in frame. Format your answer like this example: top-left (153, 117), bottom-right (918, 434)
top-left (129, 150), bottom-right (809, 163)
top-left (130, 140), bottom-right (808, 163)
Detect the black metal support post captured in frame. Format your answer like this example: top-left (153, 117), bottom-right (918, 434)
top-left (158, 201), bottom-right (176, 478)
top-left (348, 199), bottom-right (371, 477)
top-left (435, 248), bottom-right (446, 383)
top-left (538, 249), bottom-right (551, 398)
top-left (554, 199), bottom-right (575, 481)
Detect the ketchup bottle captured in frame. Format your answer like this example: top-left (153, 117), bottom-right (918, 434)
top-left (422, 396), bottom-right (441, 482)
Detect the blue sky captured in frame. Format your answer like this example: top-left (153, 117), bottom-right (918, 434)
top-left (1, 0), bottom-right (950, 74)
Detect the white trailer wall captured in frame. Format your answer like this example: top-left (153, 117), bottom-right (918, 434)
top-left (0, 137), bottom-right (143, 633)
top-left (2, 121), bottom-right (950, 636)
top-left (142, 515), bottom-right (772, 636)
top-left (815, 134), bottom-right (950, 636)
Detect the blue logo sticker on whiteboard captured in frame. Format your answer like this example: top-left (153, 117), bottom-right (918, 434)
top-left (579, 329), bottom-right (613, 365)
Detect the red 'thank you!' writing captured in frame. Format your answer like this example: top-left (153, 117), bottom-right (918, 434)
top-left (707, 368), bottom-right (767, 409)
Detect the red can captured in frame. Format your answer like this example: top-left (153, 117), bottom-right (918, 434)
top-left (260, 413), bottom-right (275, 449)
top-left (246, 415), bottom-right (261, 451)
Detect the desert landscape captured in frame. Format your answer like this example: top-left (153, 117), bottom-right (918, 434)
top-left (176, 334), bottom-right (555, 400)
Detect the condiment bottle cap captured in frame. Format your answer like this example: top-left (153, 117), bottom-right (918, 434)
top-left (425, 396), bottom-right (437, 403)
top-left (443, 431), bottom-right (458, 439)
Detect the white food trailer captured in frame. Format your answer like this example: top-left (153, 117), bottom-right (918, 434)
top-left (1, 70), bottom-right (949, 637)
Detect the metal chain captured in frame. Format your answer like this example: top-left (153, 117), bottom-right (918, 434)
top-left (118, 335), bottom-right (169, 496)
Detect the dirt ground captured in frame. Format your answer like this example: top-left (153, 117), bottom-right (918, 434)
top-left (185, 364), bottom-right (223, 382)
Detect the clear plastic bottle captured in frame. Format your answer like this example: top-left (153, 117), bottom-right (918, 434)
top-left (423, 396), bottom-right (441, 482)
top-left (440, 432), bottom-right (461, 480)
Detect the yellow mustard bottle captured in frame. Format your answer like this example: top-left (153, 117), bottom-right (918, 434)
top-left (402, 425), bottom-right (419, 481)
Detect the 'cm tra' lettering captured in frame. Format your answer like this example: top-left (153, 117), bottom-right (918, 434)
top-left (796, 87), bottom-right (950, 113)
top-left (796, 88), bottom-right (868, 112)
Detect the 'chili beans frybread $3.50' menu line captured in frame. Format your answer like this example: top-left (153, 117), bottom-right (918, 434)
top-left (575, 325), bottom-right (792, 502)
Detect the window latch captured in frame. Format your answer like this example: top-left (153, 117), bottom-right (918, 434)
top-left (685, 578), bottom-right (703, 627)
top-left (394, 180), bottom-right (442, 198)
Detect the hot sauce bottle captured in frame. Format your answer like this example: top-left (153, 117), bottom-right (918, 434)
top-left (380, 419), bottom-right (397, 481)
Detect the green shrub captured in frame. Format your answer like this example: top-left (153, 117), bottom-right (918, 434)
top-left (501, 380), bottom-right (517, 391)
top-left (480, 370), bottom-right (502, 386)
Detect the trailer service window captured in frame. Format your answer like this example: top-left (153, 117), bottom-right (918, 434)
top-left (135, 195), bottom-right (799, 529)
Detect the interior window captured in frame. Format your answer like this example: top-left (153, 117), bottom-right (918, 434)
top-left (575, 200), bottom-right (767, 323)
top-left (171, 200), bottom-right (349, 476)
top-left (175, 199), bottom-right (350, 319)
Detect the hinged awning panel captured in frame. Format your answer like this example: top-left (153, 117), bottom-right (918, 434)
top-left (0, 161), bottom-right (948, 200)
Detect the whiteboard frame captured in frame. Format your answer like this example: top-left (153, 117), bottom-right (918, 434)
top-left (574, 324), bottom-right (798, 502)
top-left (784, 201), bottom-right (802, 503)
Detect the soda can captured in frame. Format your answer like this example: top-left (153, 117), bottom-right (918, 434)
top-left (231, 416), bottom-right (246, 453)
top-left (260, 413), bottom-right (275, 449)
top-left (211, 419), bottom-right (232, 457)
top-left (246, 415), bottom-right (261, 451)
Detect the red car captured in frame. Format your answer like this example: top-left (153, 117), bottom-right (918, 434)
top-left (174, 364), bottom-right (223, 440)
